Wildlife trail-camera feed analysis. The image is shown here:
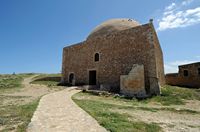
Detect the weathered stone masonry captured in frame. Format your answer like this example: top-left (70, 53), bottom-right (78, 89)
top-left (166, 62), bottom-right (200, 88)
top-left (62, 18), bottom-right (165, 95)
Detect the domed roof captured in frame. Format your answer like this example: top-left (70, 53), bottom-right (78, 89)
top-left (87, 18), bottom-right (140, 39)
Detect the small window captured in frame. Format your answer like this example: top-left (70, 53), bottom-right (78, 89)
top-left (94, 53), bottom-right (99, 62)
top-left (183, 70), bottom-right (188, 77)
top-left (198, 68), bottom-right (200, 75)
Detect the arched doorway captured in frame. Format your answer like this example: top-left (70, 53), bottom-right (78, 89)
top-left (69, 73), bottom-right (74, 84)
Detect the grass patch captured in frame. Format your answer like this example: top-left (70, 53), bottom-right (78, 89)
top-left (0, 74), bottom-right (26, 94)
top-left (16, 99), bottom-right (39, 131)
top-left (113, 85), bottom-right (200, 105)
top-left (0, 73), bottom-right (41, 131)
top-left (147, 85), bottom-right (200, 105)
top-left (0, 75), bottom-right (23, 89)
top-left (82, 85), bottom-right (200, 106)
top-left (72, 94), bottom-right (162, 132)
top-left (0, 99), bottom-right (39, 132)
top-left (135, 107), bottom-right (199, 114)
top-left (0, 73), bottom-right (36, 94)
top-left (72, 87), bottom-right (200, 132)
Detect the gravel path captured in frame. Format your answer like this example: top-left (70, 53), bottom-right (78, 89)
top-left (27, 87), bottom-right (107, 132)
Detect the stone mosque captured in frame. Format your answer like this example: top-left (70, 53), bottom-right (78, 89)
top-left (61, 18), bottom-right (165, 97)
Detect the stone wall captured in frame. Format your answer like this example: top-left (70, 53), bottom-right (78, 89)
top-left (34, 77), bottom-right (61, 82)
top-left (166, 74), bottom-right (200, 88)
top-left (62, 22), bottom-right (165, 95)
top-left (147, 23), bottom-right (164, 94)
top-left (166, 63), bottom-right (200, 88)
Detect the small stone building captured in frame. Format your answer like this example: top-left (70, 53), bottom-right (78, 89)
top-left (62, 18), bottom-right (165, 96)
top-left (166, 62), bottom-right (200, 88)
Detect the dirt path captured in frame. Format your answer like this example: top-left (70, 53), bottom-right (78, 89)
top-left (4, 75), bottom-right (52, 98)
top-left (27, 87), bottom-right (107, 132)
top-left (1, 75), bottom-right (60, 106)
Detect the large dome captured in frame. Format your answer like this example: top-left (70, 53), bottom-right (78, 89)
top-left (87, 18), bottom-right (140, 39)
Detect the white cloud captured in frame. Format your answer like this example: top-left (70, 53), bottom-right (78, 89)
top-left (182, 0), bottom-right (194, 6)
top-left (164, 64), bottom-right (178, 74)
top-left (165, 3), bottom-right (176, 10)
top-left (157, 0), bottom-right (200, 31)
top-left (165, 60), bottom-right (200, 73)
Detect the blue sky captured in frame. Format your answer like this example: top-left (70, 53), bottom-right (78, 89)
top-left (0, 0), bottom-right (200, 74)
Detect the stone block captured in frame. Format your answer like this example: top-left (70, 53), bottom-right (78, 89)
top-left (120, 64), bottom-right (146, 97)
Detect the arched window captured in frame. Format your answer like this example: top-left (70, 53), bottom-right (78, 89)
top-left (94, 53), bottom-right (99, 62)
